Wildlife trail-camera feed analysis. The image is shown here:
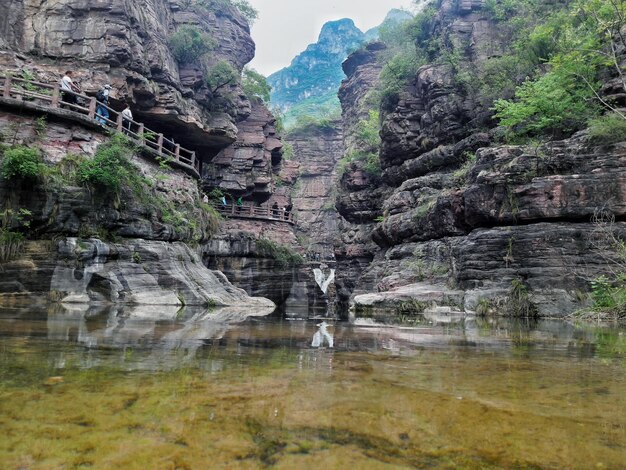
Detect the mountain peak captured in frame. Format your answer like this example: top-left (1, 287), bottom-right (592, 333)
top-left (318, 18), bottom-right (362, 43)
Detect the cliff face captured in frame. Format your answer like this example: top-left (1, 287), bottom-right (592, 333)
top-left (336, 0), bottom-right (626, 317)
top-left (332, 42), bottom-right (387, 310)
top-left (0, 0), bottom-right (284, 311)
top-left (204, 100), bottom-right (282, 199)
top-left (287, 123), bottom-right (343, 258)
top-left (0, 0), bottom-right (255, 152)
top-left (0, 110), bottom-right (273, 310)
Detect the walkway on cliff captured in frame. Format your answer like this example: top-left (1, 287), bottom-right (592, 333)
top-left (213, 201), bottom-right (295, 224)
top-left (0, 74), bottom-right (200, 178)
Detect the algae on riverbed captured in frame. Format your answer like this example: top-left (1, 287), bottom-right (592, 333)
top-left (0, 311), bottom-right (625, 469)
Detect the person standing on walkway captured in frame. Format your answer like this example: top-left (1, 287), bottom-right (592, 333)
top-left (95, 84), bottom-right (112, 125)
top-left (60, 71), bottom-right (81, 108)
top-left (121, 103), bottom-right (133, 134)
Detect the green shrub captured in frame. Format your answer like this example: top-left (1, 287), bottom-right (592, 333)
top-left (78, 135), bottom-right (136, 193)
top-left (505, 279), bottom-right (538, 318)
top-left (494, 71), bottom-right (598, 139)
top-left (0, 145), bottom-right (44, 181)
top-left (242, 67), bottom-right (271, 103)
top-left (206, 60), bottom-right (239, 93)
top-left (256, 239), bottom-right (304, 267)
top-left (0, 229), bottom-right (25, 262)
top-left (168, 25), bottom-right (215, 64)
top-left (198, 0), bottom-right (258, 24)
top-left (588, 113), bottom-right (626, 144)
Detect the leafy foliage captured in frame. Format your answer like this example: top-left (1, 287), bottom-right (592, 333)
top-left (77, 135), bottom-right (136, 193)
top-left (338, 110), bottom-right (382, 177)
top-left (0, 145), bottom-right (45, 181)
top-left (242, 67), bottom-right (271, 103)
top-left (255, 239), bottom-right (304, 267)
top-left (205, 60), bottom-right (239, 93)
top-left (280, 92), bottom-right (341, 130)
top-left (492, 0), bottom-right (626, 139)
top-left (374, 3), bottom-right (438, 110)
top-left (196, 0), bottom-right (258, 24)
top-left (288, 112), bottom-right (340, 134)
top-left (588, 113), bottom-right (626, 144)
top-left (168, 25), bottom-right (215, 64)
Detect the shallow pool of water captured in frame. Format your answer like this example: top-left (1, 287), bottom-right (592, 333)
top-left (0, 305), bottom-right (625, 469)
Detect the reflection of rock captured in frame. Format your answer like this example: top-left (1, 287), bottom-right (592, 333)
top-left (46, 303), bottom-right (275, 357)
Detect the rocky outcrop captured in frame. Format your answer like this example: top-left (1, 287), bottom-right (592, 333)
top-left (0, 0), bottom-right (255, 155)
top-left (202, 218), bottom-right (299, 305)
top-left (287, 122), bottom-right (343, 258)
top-left (204, 100), bottom-right (282, 200)
top-left (0, 110), bottom-right (274, 309)
top-left (334, 0), bottom-right (626, 318)
top-left (0, 238), bottom-right (273, 309)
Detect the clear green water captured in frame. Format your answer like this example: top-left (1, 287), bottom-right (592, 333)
top-left (0, 305), bottom-right (625, 469)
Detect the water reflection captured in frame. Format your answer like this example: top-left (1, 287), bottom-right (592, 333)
top-left (0, 306), bottom-right (625, 469)
top-left (311, 321), bottom-right (334, 348)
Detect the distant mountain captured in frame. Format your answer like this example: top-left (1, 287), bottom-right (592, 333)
top-left (268, 10), bottom-right (413, 129)
top-left (364, 9), bottom-right (413, 42)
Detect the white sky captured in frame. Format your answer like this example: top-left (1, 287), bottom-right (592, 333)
top-left (246, 0), bottom-right (417, 76)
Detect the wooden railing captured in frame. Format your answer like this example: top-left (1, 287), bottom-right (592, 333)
top-left (0, 74), bottom-right (200, 176)
top-left (214, 201), bottom-right (294, 224)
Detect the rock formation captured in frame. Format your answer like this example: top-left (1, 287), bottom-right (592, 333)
top-left (332, 0), bottom-right (626, 317)
top-left (0, 0), bottom-right (255, 154)
top-left (0, 0), bottom-right (281, 312)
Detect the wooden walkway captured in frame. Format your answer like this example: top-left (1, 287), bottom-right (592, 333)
top-left (214, 201), bottom-right (294, 224)
top-left (0, 74), bottom-right (200, 177)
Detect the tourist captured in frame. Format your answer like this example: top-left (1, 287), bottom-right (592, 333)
top-left (95, 84), bottom-right (111, 125)
top-left (121, 103), bottom-right (133, 134)
top-left (60, 71), bottom-right (81, 108)
top-left (272, 202), bottom-right (279, 218)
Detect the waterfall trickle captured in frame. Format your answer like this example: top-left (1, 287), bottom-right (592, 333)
top-left (313, 268), bottom-right (335, 294)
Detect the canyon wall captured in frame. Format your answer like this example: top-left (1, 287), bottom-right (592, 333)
top-left (335, 0), bottom-right (626, 318)
top-left (0, 0), bottom-right (284, 311)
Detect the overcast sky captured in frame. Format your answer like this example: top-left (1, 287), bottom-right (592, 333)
top-left (246, 0), bottom-right (417, 76)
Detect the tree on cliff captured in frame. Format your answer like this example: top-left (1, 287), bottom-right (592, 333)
top-left (242, 67), bottom-right (271, 103)
top-left (168, 25), bottom-right (216, 64)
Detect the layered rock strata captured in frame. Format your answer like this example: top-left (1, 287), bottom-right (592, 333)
top-left (0, 111), bottom-right (273, 309)
top-left (336, 0), bottom-right (626, 317)
top-left (0, 0), bottom-right (255, 154)
top-left (287, 122), bottom-right (343, 258)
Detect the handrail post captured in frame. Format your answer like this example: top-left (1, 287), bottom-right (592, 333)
top-left (249, 204), bottom-right (254, 216)
top-left (3, 75), bottom-right (11, 98)
top-left (157, 134), bottom-right (163, 155)
top-left (137, 123), bottom-right (144, 141)
top-left (174, 144), bottom-right (180, 161)
top-left (116, 113), bottom-right (123, 132)
top-left (51, 84), bottom-right (60, 107)
top-left (88, 97), bottom-right (97, 119)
